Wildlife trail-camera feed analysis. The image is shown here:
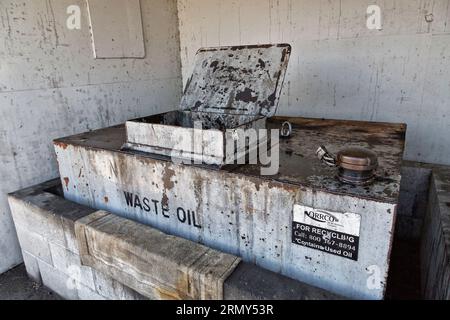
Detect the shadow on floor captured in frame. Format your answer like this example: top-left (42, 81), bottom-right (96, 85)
top-left (0, 264), bottom-right (61, 300)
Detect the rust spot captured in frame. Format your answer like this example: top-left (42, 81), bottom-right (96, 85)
top-left (245, 205), bottom-right (259, 214)
top-left (54, 141), bottom-right (68, 150)
top-left (253, 179), bottom-right (262, 192)
top-left (162, 193), bottom-right (169, 208)
top-left (210, 60), bottom-right (220, 72)
top-left (267, 91), bottom-right (276, 105)
top-left (163, 167), bottom-right (176, 191)
top-left (194, 100), bottom-right (202, 109)
top-left (63, 177), bottom-right (69, 189)
top-left (257, 58), bottom-right (266, 68)
top-left (104, 196), bottom-right (109, 203)
top-left (235, 88), bottom-right (257, 103)
top-left (192, 174), bottom-right (204, 213)
top-left (281, 46), bottom-right (291, 62)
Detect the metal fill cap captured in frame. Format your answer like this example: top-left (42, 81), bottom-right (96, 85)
top-left (336, 148), bottom-right (378, 171)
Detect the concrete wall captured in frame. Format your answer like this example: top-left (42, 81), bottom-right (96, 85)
top-left (177, 0), bottom-right (450, 166)
top-left (0, 0), bottom-right (182, 273)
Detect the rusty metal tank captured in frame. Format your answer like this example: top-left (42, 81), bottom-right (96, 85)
top-left (53, 44), bottom-right (407, 300)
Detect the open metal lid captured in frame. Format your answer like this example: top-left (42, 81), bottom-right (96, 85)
top-left (180, 44), bottom-right (291, 119)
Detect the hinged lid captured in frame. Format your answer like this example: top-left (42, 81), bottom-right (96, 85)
top-left (180, 44), bottom-right (291, 119)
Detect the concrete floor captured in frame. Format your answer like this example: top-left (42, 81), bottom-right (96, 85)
top-left (0, 264), bottom-right (60, 300)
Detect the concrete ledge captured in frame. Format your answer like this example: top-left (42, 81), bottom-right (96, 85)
top-left (8, 179), bottom-right (96, 254)
top-left (75, 211), bottom-right (242, 300)
top-left (224, 262), bottom-right (341, 300)
top-left (420, 166), bottom-right (450, 300)
top-left (8, 179), bottom-right (342, 300)
top-left (392, 161), bottom-right (450, 299)
top-left (7, 179), bottom-right (145, 300)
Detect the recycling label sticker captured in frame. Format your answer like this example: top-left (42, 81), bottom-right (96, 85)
top-left (292, 205), bottom-right (361, 261)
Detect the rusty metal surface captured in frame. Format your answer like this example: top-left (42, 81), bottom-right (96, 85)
top-left (55, 117), bottom-right (405, 203)
top-left (235, 117), bottom-right (404, 201)
top-left (181, 44), bottom-right (291, 121)
top-left (122, 44), bottom-right (291, 165)
top-left (123, 113), bottom-right (267, 166)
top-left (271, 117), bottom-right (404, 201)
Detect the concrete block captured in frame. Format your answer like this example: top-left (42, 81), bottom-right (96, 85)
top-left (8, 182), bottom-right (145, 300)
top-left (8, 182), bottom-right (95, 254)
top-left (60, 218), bottom-right (80, 254)
top-left (77, 284), bottom-right (107, 300)
top-left (15, 227), bottom-right (53, 266)
top-left (49, 243), bottom-right (95, 290)
top-left (38, 260), bottom-right (78, 300)
top-left (22, 250), bottom-right (41, 284)
top-left (76, 211), bottom-right (241, 300)
top-left (92, 269), bottom-right (144, 300)
top-left (8, 194), bottom-right (67, 248)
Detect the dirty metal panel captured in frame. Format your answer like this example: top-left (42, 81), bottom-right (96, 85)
top-left (181, 44), bottom-right (292, 120)
top-left (54, 117), bottom-right (405, 299)
top-left (54, 141), bottom-right (396, 300)
top-left (123, 113), bottom-right (267, 166)
top-left (123, 44), bottom-right (291, 165)
top-left (62, 117), bottom-right (405, 203)
top-left (125, 115), bottom-right (225, 158)
top-left (233, 117), bottom-right (406, 202)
